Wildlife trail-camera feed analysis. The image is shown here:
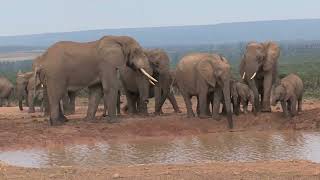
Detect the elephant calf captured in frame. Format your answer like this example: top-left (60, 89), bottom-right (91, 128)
top-left (232, 81), bottom-right (255, 114)
top-left (271, 74), bottom-right (303, 117)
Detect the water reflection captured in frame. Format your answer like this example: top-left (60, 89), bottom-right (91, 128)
top-left (0, 131), bottom-right (319, 168)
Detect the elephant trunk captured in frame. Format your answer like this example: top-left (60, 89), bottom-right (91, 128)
top-left (19, 99), bottom-right (23, 111)
top-left (247, 79), bottom-right (259, 113)
top-left (222, 82), bottom-right (233, 129)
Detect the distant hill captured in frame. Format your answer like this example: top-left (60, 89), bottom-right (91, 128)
top-left (0, 19), bottom-right (320, 48)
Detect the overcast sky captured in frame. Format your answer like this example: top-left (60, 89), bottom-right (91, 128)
top-left (1, 0), bottom-right (319, 36)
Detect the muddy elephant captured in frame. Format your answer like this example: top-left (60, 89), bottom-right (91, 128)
top-left (16, 71), bottom-right (33, 110)
top-left (271, 74), bottom-right (303, 117)
top-left (144, 49), bottom-right (181, 114)
top-left (0, 76), bottom-right (13, 107)
top-left (232, 81), bottom-right (255, 114)
top-left (176, 53), bottom-right (233, 129)
top-left (33, 36), bottom-right (157, 125)
top-left (16, 71), bottom-right (44, 113)
top-left (240, 41), bottom-right (280, 113)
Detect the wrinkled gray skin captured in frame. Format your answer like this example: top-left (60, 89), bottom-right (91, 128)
top-left (33, 36), bottom-right (155, 126)
top-left (16, 71), bottom-right (44, 113)
top-left (271, 74), bottom-right (303, 117)
top-left (0, 76), bottom-right (13, 107)
top-left (240, 42), bottom-right (280, 113)
top-left (176, 53), bottom-right (233, 129)
top-left (232, 81), bottom-right (255, 114)
top-left (145, 49), bottom-right (181, 114)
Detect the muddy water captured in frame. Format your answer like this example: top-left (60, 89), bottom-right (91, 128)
top-left (1, 131), bottom-right (320, 168)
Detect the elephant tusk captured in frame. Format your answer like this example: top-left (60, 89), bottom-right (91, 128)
top-left (140, 68), bottom-right (158, 83)
top-left (148, 80), bottom-right (155, 86)
top-left (242, 72), bottom-right (246, 79)
top-left (250, 72), bottom-right (257, 80)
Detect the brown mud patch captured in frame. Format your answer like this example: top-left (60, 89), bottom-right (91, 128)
top-left (0, 97), bottom-right (319, 150)
top-left (1, 160), bottom-right (320, 180)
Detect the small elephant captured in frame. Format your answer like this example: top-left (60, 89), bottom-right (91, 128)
top-left (271, 74), bottom-right (303, 117)
top-left (232, 81), bottom-right (255, 114)
top-left (16, 71), bottom-right (33, 110)
top-left (0, 76), bottom-right (13, 107)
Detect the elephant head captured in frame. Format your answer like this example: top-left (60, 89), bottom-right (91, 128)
top-left (271, 85), bottom-right (286, 106)
top-left (197, 55), bottom-right (233, 128)
top-left (97, 36), bottom-right (157, 85)
top-left (239, 42), bottom-right (280, 112)
top-left (16, 71), bottom-right (33, 111)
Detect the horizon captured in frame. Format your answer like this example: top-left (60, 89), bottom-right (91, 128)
top-left (1, 0), bottom-right (320, 36)
top-left (0, 18), bottom-right (318, 37)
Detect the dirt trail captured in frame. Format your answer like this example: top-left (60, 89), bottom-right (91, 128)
top-left (0, 97), bottom-right (320, 150)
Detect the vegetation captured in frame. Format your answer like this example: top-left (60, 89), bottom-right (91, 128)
top-left (1, 40), bottom-right (320, 99)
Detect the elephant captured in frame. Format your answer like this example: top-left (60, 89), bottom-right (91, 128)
top-left (33, 36), bottom-right (157, 125)
top-left (144, 49), bottom-right (181, 114)
top-left (232, 81), bottom-right (255, 114)
top-left (271, 74), bottom-right (303, 117)
top-left (0, 76), bottom-right (13, 107)
top-left (16, 71), bottom-right (33, 111)
top-left (120, 49), bottom-right (181, 115)
top-left (176, 53), bottom-right (233, 129)
top-left (16, 71), bottom-right (44, 113)
top-left (240, 41), bottom-right (280, 113)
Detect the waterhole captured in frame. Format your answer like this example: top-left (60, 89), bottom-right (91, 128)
top-left (1, 131), bottom-right (319, 168)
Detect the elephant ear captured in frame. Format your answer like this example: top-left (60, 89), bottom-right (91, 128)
top-left (263, 42), bottom-right (280, 71)
top-left (197, 60), bottom-right (217, 88)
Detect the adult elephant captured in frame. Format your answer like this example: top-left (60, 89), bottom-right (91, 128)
top-left (0, 76), bottom-right (13, 107)
top-left (33, 36), bottom-right (156, 125)
top-left (16, 71), bottom-right (44, 113)
top-left (144, 49), bottom-right (181, 114)
top-left (176, 53), bottom-right (233, 129)
top-left (240, 41), bottom-right (280, 113)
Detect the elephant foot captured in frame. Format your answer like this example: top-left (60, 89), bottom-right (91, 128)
top-left (107, 117), bottom-right (119, 124)
top-left (49, 119), bottom-right (65, 126)
top-left (174, 109), bottom-right (182, 113)
top-left (187, 112), bottom-right (195, 118)
top-left (199, 114), bottom-right (210, 119)
top-left (212, 115), bottom-right (221, 121)
top-left (83, 116), bottom-right (95, 122)
top-left (28, 109), bottom-right (36, 113)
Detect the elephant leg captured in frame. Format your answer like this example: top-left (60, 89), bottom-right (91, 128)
top-left (181, 91), bottom-right (194, 118)
top-left (40, 100), bottom-right (44, 112)
top-left (27, 90), bottom-right (35, 113)
top-left (116, 91), bottom-right (121, 115)
top-left (298, 96), bottom-right (303, 112)
top-left (242, 99), bottom-right (248, 114)
top-left (102, 95), bottom-right (108, 117)
top-left (261, 73), bottom-right (272, 112)
top-left (125, 91), bottom-right (138, 114)
top-left (196, 96), bottom-right (200, 116)
top-left (281, 101), bottom-right (289, 118)
top-left (290, 97), bottom-right (297, 117)
top-left (84, 85), bottom-right (103, 121)
top-left (212, 89), bottom-right (222, 120)
top-left (167, 92), bottom-right (181, 113)
top-left (59, 100), bottom-right (68, 122)
top-left (154, 86), bottom-right (162, 115)
top-left (104, 88), bottom-right (119, 123)
top-left (47, 81), bottom-right (67, 126)
top-left (198, 89), bottom-right (210, 119)
top-left (68, 91), bottom-right (76, 114)
top-left (62, 93), bottom-right (70, 114)
top-left (43, 87), bottom-right (50, 117)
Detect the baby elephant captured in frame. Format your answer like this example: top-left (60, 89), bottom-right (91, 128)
top-left (232, 81), bottom-right (255, 114)
top-left (271, 74), bottom-right (303, 117)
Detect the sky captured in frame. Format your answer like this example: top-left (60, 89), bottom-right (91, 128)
top-left (0, 0), bottom-right (320, 36)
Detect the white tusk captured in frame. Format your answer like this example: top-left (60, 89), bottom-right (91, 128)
top-left (140, 68), bottom-right (158, 83)
top-left (250, 72), bottom-right (257, 80)
top-left (148, 80), bottom-right (155, 86)
top-left (242, 72), bottom-right (246, 79)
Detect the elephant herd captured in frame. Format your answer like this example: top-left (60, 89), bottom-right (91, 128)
top-left (1, 36), bottom-right (305, 129)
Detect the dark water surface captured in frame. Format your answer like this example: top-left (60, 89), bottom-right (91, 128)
top-left (1, 131), bottom-right (320, 168)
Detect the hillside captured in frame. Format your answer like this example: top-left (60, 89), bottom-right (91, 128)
top-left (0, 19), bottom-right (320, 48)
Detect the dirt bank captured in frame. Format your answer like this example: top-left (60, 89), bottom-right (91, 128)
top-left (0, 97), bottom-right (320, 149)
top-left (1, 160), bottom-right (320, 180)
